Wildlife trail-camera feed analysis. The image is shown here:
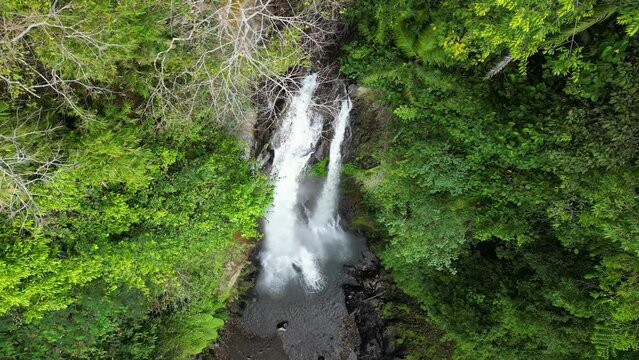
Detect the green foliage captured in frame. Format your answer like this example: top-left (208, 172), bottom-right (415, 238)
top-left (309, 158), bottom-right (329, 177)
top-left (344, 0), bottom-right (638, 71)
top-left (344, 1), bottom-right (639, 358)
top-left (382, 301), bottom-right (453, 359)
top-left (618, 2), bottom-right (639, 36)
top-left (0, 131), bottom-right (269, 358)
top-left (159, 308), bottom-right (225, 359)
top-left (0, 0), bottom-right (280, 358)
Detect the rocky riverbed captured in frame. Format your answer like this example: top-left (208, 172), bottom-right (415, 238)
top-left (209, 243), bottom-right (397, 360)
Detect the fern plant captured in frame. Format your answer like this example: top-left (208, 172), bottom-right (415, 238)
top-left (386, 6), bottom-right (449, 66)
top-left (618, 2), bottom-right (639, 36)
top-left (415, 25), bottom-right (449, 66)
top-left (160, 312), bottom-right (225, 359)
top-left (393, 21), bottom-right (418, 57)
top-left (591, 325), bottom-right (628, 360)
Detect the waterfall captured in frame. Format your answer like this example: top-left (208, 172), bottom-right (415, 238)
top-left (311, 98), bottom-right (352, 227)
top-left (260, 74), bottom-right (325, 293)
top-left (258, 74), bottom-right (352, 294)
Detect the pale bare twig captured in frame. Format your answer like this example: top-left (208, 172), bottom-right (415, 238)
top-left (148, 0), bottom-right (342, 128)
top-left (1, 2), bottom-right (122, 120)
top-left (0, 110), bottom-right (62, 224)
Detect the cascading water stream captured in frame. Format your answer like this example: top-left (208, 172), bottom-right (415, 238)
top-left (260, 74), bottom-right (325, 293)
top-left (311, 98), bottom-right (352, 228)
top-left (258, 74), bottom-right (353, 294)
top-left (218, 74), bottom-right (366, 360)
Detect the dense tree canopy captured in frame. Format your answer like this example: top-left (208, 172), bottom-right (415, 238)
top-left (343, 0), bottom-right (639, 358)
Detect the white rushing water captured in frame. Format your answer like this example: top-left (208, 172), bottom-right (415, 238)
top-left (258, 74), bottom-right (352, 294)
top-left (311, 98), bottom-right (352, 227)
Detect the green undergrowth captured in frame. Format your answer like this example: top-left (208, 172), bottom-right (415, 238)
top-left (382, 301), bottom-right (453, 359)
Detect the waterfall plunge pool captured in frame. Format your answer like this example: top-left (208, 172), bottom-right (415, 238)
top-left (214, 75), bottom-right (368, 360)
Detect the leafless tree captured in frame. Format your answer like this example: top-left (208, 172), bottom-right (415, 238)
top-left (148, 0), bottom-right (343, 128)
top-left (0, 2), bottom-right (119, 120)
top-left (0, 2), bottom-right (121, 221)
top-left (0, 110), bottom-right (62, 224)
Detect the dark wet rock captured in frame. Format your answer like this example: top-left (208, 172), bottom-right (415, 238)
top-left (342, 246), bottom-right (400, 360)
top-left (313, 135), bottom-right (331, 163)
top-left (277, 321), bottom-right (288, 331)
top-left (347, 293), bottom-right (387, 360)
top-left (291, 262), bottom-right (302, 273)
top-left (352, 248), bottom-right (380, 276)
top-left (341, 272), bottom-right (359, 287)
top-left (228, 299), bottom-right (245, 317)
top-left (256, 149), bottom-right (271, 171)
top-left (347, 83), bottom-right (359, 97)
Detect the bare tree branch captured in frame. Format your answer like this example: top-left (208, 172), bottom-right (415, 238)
top-left (148, 0), bottom-right (342, 128)
top-left (0, 109), bottom-right (62, 224)
top-left (0, 2), bottom-right (120, 120)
